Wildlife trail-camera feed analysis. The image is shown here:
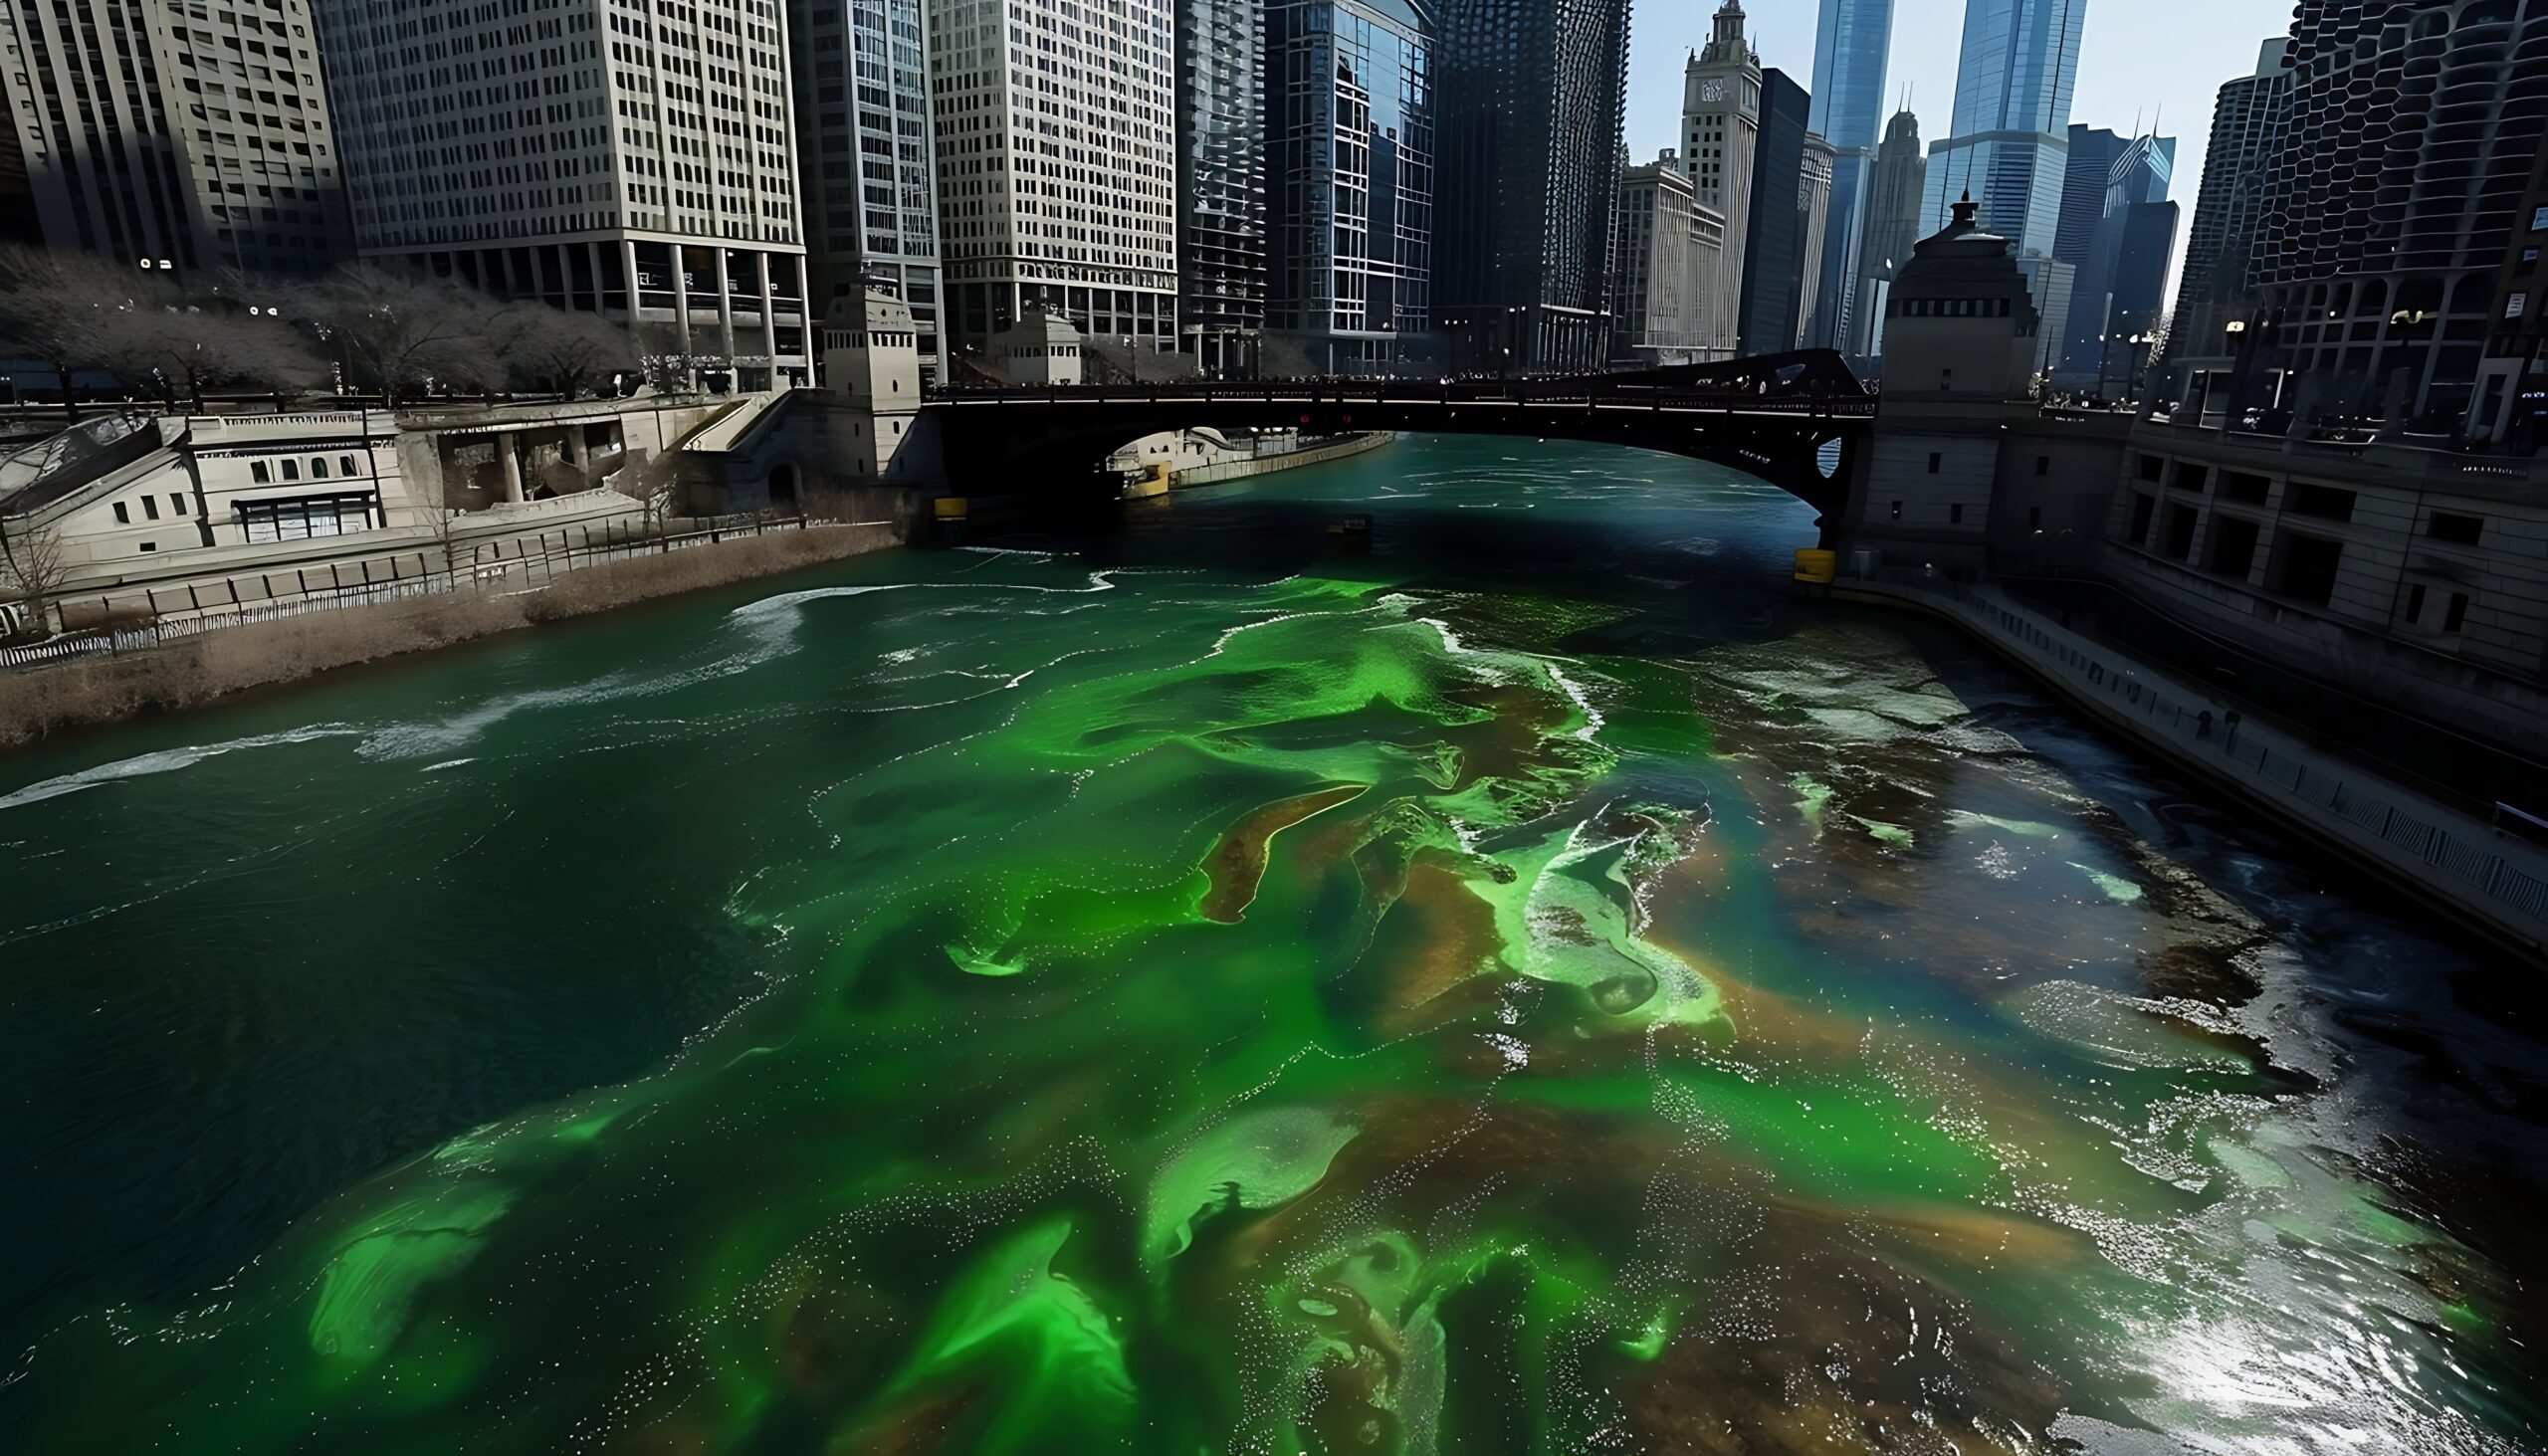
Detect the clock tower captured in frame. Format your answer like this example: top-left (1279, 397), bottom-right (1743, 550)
top-left (1684, 1), bottom-right (1761, 358)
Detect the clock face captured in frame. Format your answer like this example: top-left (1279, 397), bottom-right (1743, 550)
top-left (1699, 79), bottom-right (1727, 104)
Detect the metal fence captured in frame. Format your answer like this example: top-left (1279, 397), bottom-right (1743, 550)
top-left (2, 516), bottom-right (838, 673)
top-left (1932, 580), bottom-right (2548, 931)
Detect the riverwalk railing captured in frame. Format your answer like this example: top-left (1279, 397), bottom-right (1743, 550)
top-left (1902, 576), bottom-right (2548, 936)
top-left (0, 515), bottom-right (851, 673)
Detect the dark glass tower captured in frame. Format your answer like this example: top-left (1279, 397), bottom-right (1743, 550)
top-left (1805, 0), bottom-right (1894, 351)
top-left (1736, 69), bottom-right (1815, 357)
top-left (1176, 0), bottom-right (1268, 375)
top-left (1264, 0), bottom-right (1435, 375)
top-left (1433, 0), bottom-right (1632, 372)
top-left (790, 0), bottom-right (946, 378)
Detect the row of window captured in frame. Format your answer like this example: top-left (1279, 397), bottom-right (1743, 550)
top-left (248, 453), bottom-right (365, 484)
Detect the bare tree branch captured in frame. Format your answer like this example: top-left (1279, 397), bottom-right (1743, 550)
top-left (282, 264), bottom-right (506, 406)
top-left (0, 244), bottom-right (159, 424)
top-left (490, 306), bottom-right (641, 398)
top-left (0, 510), bottom-right (73, 638)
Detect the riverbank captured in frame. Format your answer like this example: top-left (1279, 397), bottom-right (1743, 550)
top-left (1839, 574), bottom-right (2548, 963)
top-left (0, 520), bottom-right (902, 748)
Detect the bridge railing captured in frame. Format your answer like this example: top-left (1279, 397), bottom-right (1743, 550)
top-left (931, 381), bottom-right (1877, 420)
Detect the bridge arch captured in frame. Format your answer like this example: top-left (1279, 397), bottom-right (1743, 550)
top-left (928, 350), bottom-right (1872, 523)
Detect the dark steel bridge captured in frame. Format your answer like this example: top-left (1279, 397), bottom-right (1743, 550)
top-left (929, 349), bottom-right (1874, 518)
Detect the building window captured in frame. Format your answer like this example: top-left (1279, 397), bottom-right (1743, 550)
top-left (2034, 456), bottom-right (2049, 477)
top-left (2442, 592), bottom-right (2469, 634)
top-left (340, 456), bottom-right (358, 476)
top-left (2405, 583), bottom-right (2427, 623)
top-left (2028, 506), bottom-right (2042, 528)
top-left (171, 494), bottom-right (188, 516)
top-left (2138, 454), bottom-right (2165, 483)
top-left (1949, 504), bottom-right (1964, 524)
top-left (2428, 512), bottom-right (2483, 544)
top-left (2127, 492), bottom-right (2156, 545)
top-left (282, 459), bottom-right (301, 481)
top-left (2508, 293), bottom-right (2528, 320)
top-left (252, 461), bottom-right (272, 483)
top-left (313, 457), bottom-right (329, 479)
top-left (139, 541), bottom-right (156, 552)
top-left (2289, 484), bottom-right (2356, 521)
top-left (1927, 452), bottom-right (1942, 474)
top-left (112, 502), bottom-right (129, 523)
top-left (1889, 500), bottom-right (1903, 520)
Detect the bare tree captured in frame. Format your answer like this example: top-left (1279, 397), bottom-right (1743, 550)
top-left (491, 306), bottom-right (641, 398)
top-left (284, 264), bottom-right (505, 406)
top-left (619, 447), bottom-right (684, 537)
top-left (93, 305), bottom-right (326, 411)
top-left (634, 322), bottom-right (709, 395)
top-left (0, 510), bottom-right (73, 638)
top-left (0, 245), bottom-right (157, 424)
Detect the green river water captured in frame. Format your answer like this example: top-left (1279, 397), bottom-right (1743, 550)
top-left (3, 436), bottom-right (2544, 1453)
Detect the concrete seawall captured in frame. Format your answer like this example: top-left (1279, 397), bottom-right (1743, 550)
top-left (1840, 576), bottom-right (2548, 964)
top-left (0, 521), bottom-right (905, 749)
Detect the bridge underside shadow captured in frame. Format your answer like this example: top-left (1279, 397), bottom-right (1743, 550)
top-left (931, 352), bottom-right (1872, 526)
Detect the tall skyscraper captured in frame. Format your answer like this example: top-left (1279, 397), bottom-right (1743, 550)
top-left (1917, 0), bottom-right (2088, 256)
top-left (1264, 0), bottom-right (1433, 375)
top-left (1175, 0), bottom-right (1266, 374)
top-left (1794, 134), bottom-right (1837, 352)
top-left (789, 0), bottom-right (946, 379)
top-left (1735, 70), bottom-right (1818, 355)
top-left (0, 0), bottom-right (348, 275)
top-left (1681, 1), bottom-right (1761, 359)
top-left (2054, 127), bottom-right (2176, 379)
top-left (1804, 0), bottom-right (1894, 351)
top-left (928, 0), bottom-right (1180, 359)
top-left (1854, 107), bottom-right (1925, 359)
top-left (2163, 40), bottom-right (2290, 376)
top-left (318, 0), bottom-right (811, 385)
top-left (2053, 126), bottom-right (2131, 270)
top-left (2254, 0), bottom-right (2543, 425)
top-left (1433, 0), bottom-right (1630, 371)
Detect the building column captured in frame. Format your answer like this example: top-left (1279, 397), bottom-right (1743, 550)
top-left (713, 248), bottom-right (737, 378)
top-left (589, 242), bottom-right (608, 314)
top-left (672, 245), bottom-right (697, 391)
top-left (498, 433), bottom-right (524, 503)
top-left (619, 237), bottom-right (642, 319)
top-left (759, 253), bottom-right (779, 383)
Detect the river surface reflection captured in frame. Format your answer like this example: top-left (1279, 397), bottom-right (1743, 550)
top-left (3, 435), bottom-right (2544, 1453)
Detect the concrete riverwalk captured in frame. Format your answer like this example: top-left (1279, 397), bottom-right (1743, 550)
top-left (1841, 575), bottom-right (2548, 962)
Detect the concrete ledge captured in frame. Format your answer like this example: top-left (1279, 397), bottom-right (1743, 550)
top-left (1837, 577), bottom-right (2548, 964)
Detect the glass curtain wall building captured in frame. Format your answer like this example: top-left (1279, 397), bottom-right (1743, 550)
top-left (789, 0), bottom-right (946, 379)
top-left (1264, 0), bottom-right (1432, 375)
top-left (1176, 0), bottom-right (1267, 374)
top-left (1434, 0), bottom-right (1630, 372)
top-left (1917, 0), bottom-right (2087, 256)
top-left (1805, 0), bottom-right (1893, 352)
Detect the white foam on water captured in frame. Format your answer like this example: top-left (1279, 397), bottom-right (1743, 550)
top-left (421, 758), bottom-right (479, 773)
top-left (0, 724), bottom-right (364, 811)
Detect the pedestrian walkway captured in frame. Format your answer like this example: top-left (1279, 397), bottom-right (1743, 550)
top-left (1840, 573), bottom-right (2548, 960)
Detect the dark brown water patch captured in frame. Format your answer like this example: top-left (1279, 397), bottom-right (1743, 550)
top-left (1197, 784), bottom-right (1370, 923)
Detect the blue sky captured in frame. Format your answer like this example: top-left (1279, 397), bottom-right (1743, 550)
top-left (1625, 0), bottom-right (2296, 296)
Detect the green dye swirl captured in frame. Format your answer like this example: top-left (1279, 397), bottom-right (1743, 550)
top-left (4, 440), bottom-right (2539, 1455)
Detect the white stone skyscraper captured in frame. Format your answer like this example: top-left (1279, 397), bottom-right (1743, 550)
top-left (316, 0), bottom-right (813, 387)
top-left (0, 0), bottom-right (348, 275)
top-left (1682, 0), bottom-right (1760, 359)
top-left (927, 0), bottom-right (1180, 361)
